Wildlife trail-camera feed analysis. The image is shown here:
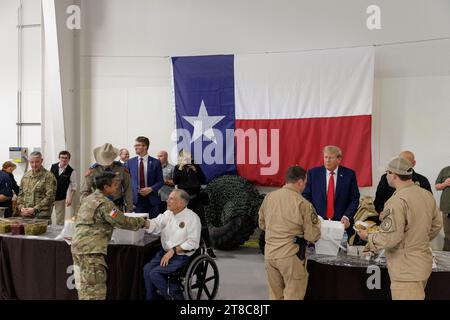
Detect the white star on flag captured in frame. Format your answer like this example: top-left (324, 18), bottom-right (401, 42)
top-left (182, 100), bottom-right (225, 143)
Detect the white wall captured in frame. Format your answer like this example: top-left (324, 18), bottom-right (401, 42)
top-left (18, 0), bottom-right (42, 154)
top-left (42, 0), bottom-right (66, 170)
top-left (80, 57), bottom-right (174, 169)
top-left (80, 0), bottom-right (450, 57)
top-left (0, 0), bottom-right (19, 162)
top-left (0, 0), bottom-right (42, 179)
top-left (373, 76), bottom-right (450, 195)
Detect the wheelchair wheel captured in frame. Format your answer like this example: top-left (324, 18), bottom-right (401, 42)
top-left (183, 254), bottom-right (219, 300)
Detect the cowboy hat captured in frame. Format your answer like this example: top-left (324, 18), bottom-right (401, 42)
top-left (93, 143), bottom-right (119, 166)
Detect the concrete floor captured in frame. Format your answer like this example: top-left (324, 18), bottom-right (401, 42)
top-left (213, 246), bottom-right (269, 300)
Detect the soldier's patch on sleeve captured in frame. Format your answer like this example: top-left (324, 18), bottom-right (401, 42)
top-left (311, 211), bottom-right (319, 225)
top-left (382, 208), bottom-right (391, 218)
top-left (381, 217), bottom-right (393, 231)
top-left (110, 208), bottom-right (119, 218)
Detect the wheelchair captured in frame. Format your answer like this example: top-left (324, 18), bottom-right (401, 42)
top-left (166, 243), bottom-right (220, 300)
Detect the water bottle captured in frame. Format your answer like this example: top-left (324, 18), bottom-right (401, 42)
top-left (340, 232), bottom-right (348, 253)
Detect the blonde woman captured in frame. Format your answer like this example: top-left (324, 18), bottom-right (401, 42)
top-left (173, 150), bottom-right (216, 258)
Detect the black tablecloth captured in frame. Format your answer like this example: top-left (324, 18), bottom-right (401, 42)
top-left (305, 252), bottom-right (450, 300)
top-left (0, 234), bottom-right (161, 300)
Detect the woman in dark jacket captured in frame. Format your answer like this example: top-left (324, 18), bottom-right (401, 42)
top-left (1, 161), bottom-right (19, 217)
top-left (173, 151), bottom-right (216, 258)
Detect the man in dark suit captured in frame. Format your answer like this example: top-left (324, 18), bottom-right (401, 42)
top-left (374, 150), bottom-right (432, 214)
top-left (126, 136), bottom-right (164, 218)
top-left (303, 145), bottom-right (360, 232)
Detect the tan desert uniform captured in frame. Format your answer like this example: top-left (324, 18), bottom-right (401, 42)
top-left (367, 184), bottom-right (442, 300)
top-left (80, 164), bottom-right (133, 212)
top-left (259, 185), bottom-right (321, 300)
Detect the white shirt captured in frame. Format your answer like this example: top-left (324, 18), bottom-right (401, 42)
top-left (137, 154), bottom-right (149, 187)
top-left (146, 207), bottom-right (201, 255)
top-left (326, 166), bottom-right (338, 193)
top-left (57, 165), bottom-right (77, 191)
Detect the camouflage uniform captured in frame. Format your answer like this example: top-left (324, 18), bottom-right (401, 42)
top-left (71, 189), bottom-right (146, 300)
top-left (80, 163), bottom-right (133, 212)
top-left (16, 167), bottom-right (57, 220)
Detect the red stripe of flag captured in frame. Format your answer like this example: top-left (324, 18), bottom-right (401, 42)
top-left (235, 115), bottom-right (372, 187)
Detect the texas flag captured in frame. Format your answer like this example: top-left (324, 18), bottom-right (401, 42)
top-left (172, 47), bottom-right (374, 187)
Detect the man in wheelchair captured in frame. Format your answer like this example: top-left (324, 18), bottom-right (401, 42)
top-left (143, 189), bottom-right (202, 300)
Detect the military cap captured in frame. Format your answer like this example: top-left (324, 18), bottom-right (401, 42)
top-left (386, 156), bottom-right (413, 176)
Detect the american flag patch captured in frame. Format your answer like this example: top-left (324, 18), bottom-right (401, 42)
top-left (110, 208), bottom-right (119, 218)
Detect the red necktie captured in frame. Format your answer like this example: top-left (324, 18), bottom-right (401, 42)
top-left (139, 158), bottom-right (146, 189)
top-left (326, 171), bottom-right (335, 220)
